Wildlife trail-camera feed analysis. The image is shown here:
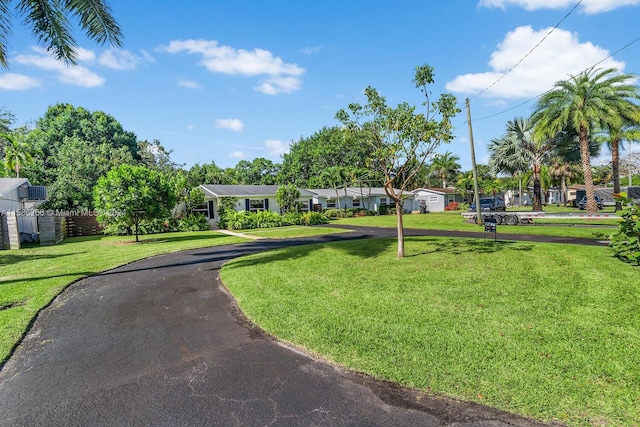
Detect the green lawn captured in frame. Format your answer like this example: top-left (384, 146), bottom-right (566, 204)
top-left (332, 209), bottom-right (619, 239)
top-left (236, 225), bottom-right (351, 239)
top-left (221, 237), bottom-right (640, 426)
top-left (0, 231), bottom-right (247, 364)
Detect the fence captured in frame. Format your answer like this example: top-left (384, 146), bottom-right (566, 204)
top-left (65, 214), bottom-right (103, 237)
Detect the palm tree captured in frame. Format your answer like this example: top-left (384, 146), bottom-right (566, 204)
top-left (488, 117), bottom-right (555, 211)
top-left (532, 67), bottom-right (640, 213)
top-left (2, 132), bottom-right (33, 177)
top-left (428, 151), bottom-right (460, 188)
top-left (595, 119), bottom-right (640, 210)
top-left (0, 0), bottom-right (122, 68)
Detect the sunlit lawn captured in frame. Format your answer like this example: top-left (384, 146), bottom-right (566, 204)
top-left (235, 225), bottom-right (351, 239)
top-left (332, 209), bottom-right (619, 239)
top-left (0, 231), bottom-right (247, 364)
top-left (221, 236), bottom-right (640, 426)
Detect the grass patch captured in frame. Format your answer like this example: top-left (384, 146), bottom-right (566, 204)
top-left (221, 237), bottom-right (640, 426)
top-left (332, 210), bottom-right (618, 239)
top-left (238, 226), bottom-right (351, 239)
top-left (0, 231), bottom-right (246, 364)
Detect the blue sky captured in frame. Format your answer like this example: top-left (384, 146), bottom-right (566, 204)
top-left (2, 0), bottom-right (640, 171)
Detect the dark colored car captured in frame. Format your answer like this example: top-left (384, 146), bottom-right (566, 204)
top-left (577, 195), bottom-right (604, 210)
top-left (469, 197), bottom-right (506, 212)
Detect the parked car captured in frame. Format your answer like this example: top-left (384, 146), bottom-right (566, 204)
top-left (577, 195), bottom-right (604, 210)
top-left (469, 197), bottom-right (506, 212)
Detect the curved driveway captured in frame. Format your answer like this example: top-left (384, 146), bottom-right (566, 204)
top-left (1, 226), bottom-right (598, 426)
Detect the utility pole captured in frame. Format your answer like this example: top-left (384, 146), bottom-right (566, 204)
top-left (466, 98), bottom-right (483, 225)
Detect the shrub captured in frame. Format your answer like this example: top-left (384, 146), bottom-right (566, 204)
top-left (254, 210), bottom-right (285, 228)
top-left (302, 211), bottom-right (328, 226)
top-left (324, 209), bottom-right (342, 219)
top-left (228, 211), bottom-right (255, 230)
top-left (176, 213), bottom-right (210, 232)
top-left (607, 193), bottom-right (640, 265)
top-left (283, 212), bottom-right (304, 225)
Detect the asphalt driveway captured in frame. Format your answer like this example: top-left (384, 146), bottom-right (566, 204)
top-left (0, 227), bottom-right (588, 426)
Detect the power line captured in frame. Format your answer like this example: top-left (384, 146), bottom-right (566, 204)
top-left (468, 0), bottom-right (583, 102)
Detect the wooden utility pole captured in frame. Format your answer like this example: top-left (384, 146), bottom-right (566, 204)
top-left (466, 98), bottom-right (483, 225)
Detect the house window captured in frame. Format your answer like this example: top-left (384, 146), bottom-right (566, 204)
top-left (352, 198), bottom-right (361, 207)
top-left (448, 195), bottom-right (456, 202)
top-left (379, 197), bottom-right (387, 205)
top-left (299, 201), bottom-right (309, 212)
top-left (429, 196), bottom-right (438, 202)
top-left (249, 199), bottom-right (265, 212)
top-left (327, 199), bottom-right (336, 208)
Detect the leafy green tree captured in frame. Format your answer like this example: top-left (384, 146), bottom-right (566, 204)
top-left (0, 0), bottom-right (122, 68)
top-left (186, 162), bottom-right (232, 187)
top-left (533, 67), bottom-right (640, 212)
top-left (94, 164), bottom-right (176, 242)
top-left (21, 103), bottom-right (138, 209)
top-left (137, 139), bottom-right (182, 173)
top-left (276, 184), bottom-right (300, 214)
top-left (279, 126), bottom-right (376, 187)
top-left (428, 151), bottom-right (460, 188)
top-left (320, 166), bottom-right (348, 211)
top-left (336, 64), bottom-right (460, 257)
top-left (232, 158), bottom-right (279, 185)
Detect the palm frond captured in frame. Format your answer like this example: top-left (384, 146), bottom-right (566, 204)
top-left (0, 0), bottom-right (12, 68)
top-left (18, 0), bottom-right (76, 64)
top-left (65, 0), bottom-right (122, 47)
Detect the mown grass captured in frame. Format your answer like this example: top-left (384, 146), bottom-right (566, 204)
top-left (221, 237), bottom-right (640, 426)
top-left (0, 231), bottom-right (247, 364)
top-left (332, 210), bottom-right (619, 239)
top-left (236, 226), bottom-right (351, 239)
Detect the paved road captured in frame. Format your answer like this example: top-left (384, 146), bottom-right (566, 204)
top-left (0, 227), bottom-right (588, 426)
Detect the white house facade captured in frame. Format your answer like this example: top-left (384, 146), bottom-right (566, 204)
top-left (199, 185), bottom-right (317, 225)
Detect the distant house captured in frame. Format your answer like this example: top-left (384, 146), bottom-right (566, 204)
top-left (311, 187), bottom-right (412, 212)
top-left (199, 185), bottom-right (317, 225)
top-left (410, 188), bottom-right (466, 212)
top-left (0, 178), bottom-right (48, 247)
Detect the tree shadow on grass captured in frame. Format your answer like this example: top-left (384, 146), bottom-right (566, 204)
top-left (0, 251), bottom-right (85, 268)
top-left (404, 237), bottom-right (535, 257)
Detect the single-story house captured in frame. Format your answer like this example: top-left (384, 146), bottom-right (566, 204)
top-left (199, 185), bottom-right (317, 225)
top-left (410, 188), bottom-right (466, 212)
top-left (0, 178), bottom-right (48, 247)
top-left (310, 187), bottom-right (413, 212)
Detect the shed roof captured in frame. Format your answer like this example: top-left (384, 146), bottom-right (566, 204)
top-left (0, 178), bottom-right (30, 197)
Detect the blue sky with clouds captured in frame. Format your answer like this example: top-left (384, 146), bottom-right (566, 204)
top-left (1, 0), bottom-right (640, 171)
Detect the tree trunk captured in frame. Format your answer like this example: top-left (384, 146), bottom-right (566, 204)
top-left (518, 177), bottom-right (522, 207)
top-left (561, 175), bottom-right (567, 207)
top-left (579, 126), bottom-right (597, 213)
top-left (396, 199), bottom-right (405, 258)
top-left (612, 138), bottom-right (621, 211)
top-left (532, 163), bottom-right (543, 211)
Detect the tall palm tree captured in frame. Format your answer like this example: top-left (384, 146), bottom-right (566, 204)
top-left (428, 151), bottom-right (460, 188)
top-left (488, 117), bottom-right (555, 211)
top-left (0, 0), bottom-right (122, 68)
top-left (595, 119), bottom-right (640, 210)
top-left (532, 67), bottom-right (640, 213)
top-left (1, 132), bottom-right (33, 177)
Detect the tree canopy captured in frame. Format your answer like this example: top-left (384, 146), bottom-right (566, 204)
top-left (336, 64), bottom-right (460, 257)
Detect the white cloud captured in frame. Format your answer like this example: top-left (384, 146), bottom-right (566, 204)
top-left (178, 79), bottom-right (201, 89)
top-left (186, 124), bottom-right (195, 131)
top-left (265, 139), bottom-right (289, 156)
top-left (15, 48), bottom-right (105, 87)
top-left (229, 151), bottom-right (245, 159)
top-left (300, 46), bottom-right (322, 55)
top-left (478, 0), bottom-right (640, 14)
top-left (98, 49), bottom-right (136, 70)
top-left (215, 118), bottom-right (244, 131)
top-left (0, 73), bottom-right (40, 90)
top-left (159, 39), bottom-right (305, 95)
top-left (255, 76), bottom-right (302, 95)
top-left (446, 26), bottom-right (624, 99)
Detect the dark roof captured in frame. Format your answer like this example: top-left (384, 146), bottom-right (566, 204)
top-left (200, 185), bottom-right (316, 198)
